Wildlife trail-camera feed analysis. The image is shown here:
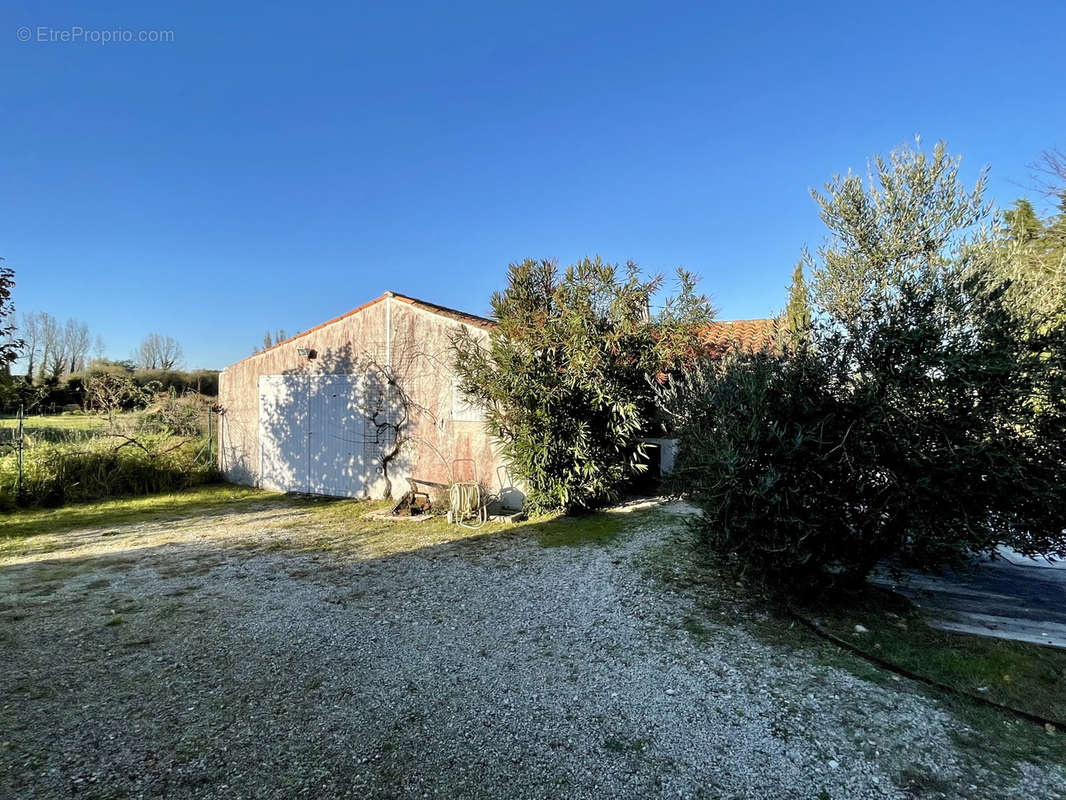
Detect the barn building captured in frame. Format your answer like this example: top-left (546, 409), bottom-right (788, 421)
top-left (218, 292), bottom-right (513, 505)
top-left (218, 291), bottom-right (777, 506)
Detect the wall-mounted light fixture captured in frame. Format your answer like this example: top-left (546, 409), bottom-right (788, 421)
top-left (297, 348), bottom-right (317, 360)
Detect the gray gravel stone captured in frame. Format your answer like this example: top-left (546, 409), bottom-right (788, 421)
top-left (0, 502), bottom-right (1062, 799)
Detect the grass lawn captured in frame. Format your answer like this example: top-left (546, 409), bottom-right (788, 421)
top-left (0, 484), bottom-right (272, 541)
top-left (0, 413), bottom-right (111, 446)
top-left (0, 483), bottom-right (643, 563)
top-left (0, 413), bottom-right (108, 431)
top-left (800, 588), bottom-right (1066, 729)
top-left (234, 493), bottom-right (639, 560)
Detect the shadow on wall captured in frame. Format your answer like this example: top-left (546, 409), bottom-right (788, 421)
top-left (219, 400), bottom-right (255, 487)
top-left (493, 466), bottom-right (525, 513)
top-left (223, 334), bottom-right (526, 507)
top-left (254, 342), bottom-right (407, 500)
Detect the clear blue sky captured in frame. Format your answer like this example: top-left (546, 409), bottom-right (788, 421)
top-left (3, 1), bottom-right (1064, 369)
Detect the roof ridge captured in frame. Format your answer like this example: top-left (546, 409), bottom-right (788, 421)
top-left (224, 292), bottom-right (494, 369)
top-left (387, 292), bottom-right (494, 328)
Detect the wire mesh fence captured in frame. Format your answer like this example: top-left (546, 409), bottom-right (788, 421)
top-left (0, 405), bottom-right (219, 508)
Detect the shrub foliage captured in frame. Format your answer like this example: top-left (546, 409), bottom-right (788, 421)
top-left (1, 434), bottom-right (217, 510)
top-left (452, 257), bottom-right (713, 512)
top-left (665, 141), bottom-right (1066, 594)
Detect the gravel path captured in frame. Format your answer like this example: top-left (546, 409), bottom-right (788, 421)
top-left (1, 501), bottom-right (1062, 799)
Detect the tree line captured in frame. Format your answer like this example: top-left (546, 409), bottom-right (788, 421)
top-left (18, 312), bottom-right (100, 382)
top-left (252, 329), bottom-right (288, 355)
top-left (16, 311), bottom-right (185, 382)
top-left (0, 283), bottom-right (215, 413)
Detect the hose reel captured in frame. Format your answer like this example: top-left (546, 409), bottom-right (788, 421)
top-left (448, 458), bottom-right (487, 528)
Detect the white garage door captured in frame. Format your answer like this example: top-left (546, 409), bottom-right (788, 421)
top-left (258, 374), bottom-right (369, 497)
top-left (258, 374), bottom-right (309, 493)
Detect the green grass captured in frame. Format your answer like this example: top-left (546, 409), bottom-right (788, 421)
top-left (0, 413), bottom-right (108, 431)
top-left (0, 484), bottom-right (274, 540)
top-left (251, 496), bottom-right (656, 559)
top-left (767, 587), bottom-right (1066, 775)
top-left (639, 528), bottom-right (1066, 775)
top-left (805, 587), bottom-right (1066, 728)
top-left (532, 511), bottom-right (628, 548)
top-left (0, 413), bottom-right (111, 447)
top-left (0, 483), bottom-right (659, 567)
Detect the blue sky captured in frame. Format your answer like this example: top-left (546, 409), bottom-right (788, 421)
top-left (3, 1), bottom-right (1064, 369)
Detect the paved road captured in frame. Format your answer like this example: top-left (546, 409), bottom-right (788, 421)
top-left (872, 549), bottom-right (1066, 648)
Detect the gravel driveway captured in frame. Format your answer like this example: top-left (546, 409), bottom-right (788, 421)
top-left (1, 500), bottom-right (1062, 799)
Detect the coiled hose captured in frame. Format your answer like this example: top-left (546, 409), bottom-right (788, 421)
top-left (449, 482), bottom-right (487, 529)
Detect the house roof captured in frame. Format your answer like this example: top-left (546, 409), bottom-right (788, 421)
top-left (229, 290), bottom-right (776, 368)
top-left (699, 318), bottom-right (781, 355)
top-left (228, 292), bottom-right (493, 368)
top-left (390, 293), bottom-right (495, 330)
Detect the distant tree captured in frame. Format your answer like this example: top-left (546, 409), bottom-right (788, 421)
top-left (1028, 146), bottom-right (1066, 201)
top-left (92, 333), bottom-right (106, 362)
top-left (83, 358), bottom-right (134, 378)
top-left (136, 333), bottom-right (184, 370)
top-left (19, 311), bottom-right (43, 380)
top-left (993, 195), bottom-right (1066, 329)
top-left (0, 260), bottom-right (23, 369)
top-left (63, 319), bottom-right (91, 374)
top-left (40, 313), bottom-right (66, 382)
top-left (257, 329), bottom-right (288, 352)
top-left (783, 260), bottom-right (812, 350)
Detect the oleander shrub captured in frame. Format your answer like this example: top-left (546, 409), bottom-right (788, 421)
top-left (451, 257), bottom-right (714, 512)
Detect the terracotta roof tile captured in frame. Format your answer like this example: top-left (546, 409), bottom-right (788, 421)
top-left (699, 318), bottom-right (781, 355)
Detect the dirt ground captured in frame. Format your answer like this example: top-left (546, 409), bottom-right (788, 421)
top-left (1, 498), bottom-right (1063, 799)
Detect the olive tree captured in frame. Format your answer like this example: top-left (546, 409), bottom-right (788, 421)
top-left (667, 141), bottom-right (1066, 594)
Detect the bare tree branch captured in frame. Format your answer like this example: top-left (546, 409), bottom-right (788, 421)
top-left (136, 333), bottom-right (184, 370)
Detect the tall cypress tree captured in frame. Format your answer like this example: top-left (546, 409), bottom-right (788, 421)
top-left (1004, 198), bottom-right (1043, 243)
top-left (784, 261), bottom-right (811, 350)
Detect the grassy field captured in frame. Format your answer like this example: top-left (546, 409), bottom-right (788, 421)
top-left (0, 485), bottom-right (268, 542)
top-left (1, 411), bottom-right (215, 509)
top-left (0, 484), bottom-right (643, 563)
top-left (0, 413), bottom-right (108, 431)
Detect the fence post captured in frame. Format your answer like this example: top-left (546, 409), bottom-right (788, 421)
top-left (16, 403), bottom-right (24, 497)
